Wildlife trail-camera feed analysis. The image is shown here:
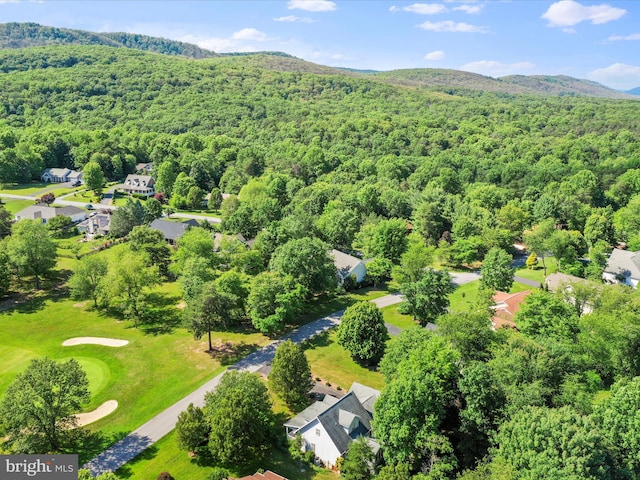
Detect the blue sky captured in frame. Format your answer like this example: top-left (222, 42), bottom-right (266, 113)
top-left (1, 0), bottom-right (639, 90)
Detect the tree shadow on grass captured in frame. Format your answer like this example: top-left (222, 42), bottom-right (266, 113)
top-left (207, 340), bottom-right (259, 366)
top-left (113, 443), bottom-right (160, 479)
top-left (66, 428), bottom-right (131, 465)
top-left (300, 329), bottom-right (333, 351)
top-left (139, 292), bottom-right (183, 335)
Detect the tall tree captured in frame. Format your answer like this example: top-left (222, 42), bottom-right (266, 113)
top-left (353, 218), bottom-right (409, 264)
top-left (103, 250), bottom-right (161, 327)
top-left (337, 301), bottom-right (388, 365)
top-left (109, 198), bottom-right (145, 238)
top-left (480, 247), bottom-right (514, 293)
top-left (0, 247), bottom-right (10, 297)
top-left (0, 204), bottom-right (12, 238)
top-left (129, 225), bottom-right (172, 277)
top-left (175, 403), bottom-right (209, 454)
top-left (373, 336), bottom-right (460, 474)
top-left (340, 436), bottom-right (375, 480)
top-left (399, 268), bottom-right (455, 326)
top-left (6, 219), bottom-right (57, 289)
top-left (269, 237), bottom-right (337, 296)
top-left (186, 281), bottom-right (236, 350)
top-left (204, 371), bottom-right (275, 466)
top-left (69, 255), bottom-right (108, 307)
top-left (495, 406), bottom-right (612, 480)
top-left (523, 219), bottom-right (555, 276)
top-left (269, 340), bottom-right (313, 410)
top-left (0, 357), bottom-right (89, 452)
top-left (83, 161), bottom-right (105, 195)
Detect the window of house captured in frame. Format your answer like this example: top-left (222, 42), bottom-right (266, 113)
top-left (315, 428), bottom-right (321, 436)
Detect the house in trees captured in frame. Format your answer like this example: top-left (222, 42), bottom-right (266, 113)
top-left (135, 162), bottom-right (153, 174)
top-left (491, 290), bottom-right (532, 329)
top-left (603, 248), bottom-right (640, 288)
top-left (284, 382), bottom-right (380, 468)
top-left (14, 205), bottom-right (87, 224)
top-left (77, 212), bottom-right (112, 238)
top-left (41, 168), bottom-right (83, 184)
top-left (121, 174), bottom-right (155, 196)
top-left (330, 249), bottom-right (367, 285)
top-left (545, 272), bottom-right (597, 315)
top-left (150, 218), bottom-right (200, 245)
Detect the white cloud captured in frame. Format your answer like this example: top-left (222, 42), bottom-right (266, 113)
top-left (273, 15), bottom-right (314, 23)
top-left (607, 33), bottom-right (640, 42)
top-left (231, 28), bottom-right (267, 41)
top-left (460, 60), bottom-right (535, 77)
top-left (288, 0), bottom-right (336, 12)
top-left (179, 34), bottom-right (239, 53)
top-left (424, 50), bottom-right (445, 60)
top-left (403, 3), bottom-right (448, 15)
top-left (453, 4), bottom-right (483, 14)
top-left (542, 1), bottom-right (626, 28)
top-left (588, 63), bottom-right (640, 90)
top-left (419, 20), bottom-right (489, 33)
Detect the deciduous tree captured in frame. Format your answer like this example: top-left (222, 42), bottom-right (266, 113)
top-left (175, 403), bottom-right (209, 454)
top-left (337, 301), bottom-right (388, 365)
top-left (69, 255), bottom-right (108, 307)
top-left (269, 340), bottom-right (313, 410)
top-left (399, 268), bottom-right (455, 326)
top-left (0, 357), bottom-right (89, 452)
top-left (204, 371), bottom-right (275, 466)
top-left (340, 436), bottom-right (375, 480)
top-left (83, 161), bottom-right (105, 195)
top-left (480, 247), bottom-right (514, 293)
top-left (6, 219), bottom-right (57, 289)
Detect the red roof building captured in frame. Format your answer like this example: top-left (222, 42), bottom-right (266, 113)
top-left (491, 290), bottom-right (532, 329)
top-left (235, 471), bottom-right (288, 480)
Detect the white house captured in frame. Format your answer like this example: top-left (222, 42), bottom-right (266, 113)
top-left (41, 168), bottom-right (83, 184)
top-left (77, 212), bottom-right (111, 238)
top-left (14, 205), bottom-right (87, 224)
top-left (603, 249), bottom-right (640, 289)
top-left (330, 249), bottom-right (367, 285)
top-left (121, 174), bottom-right (155, 196)
top-left (284, 382), bottom-right (380, 468)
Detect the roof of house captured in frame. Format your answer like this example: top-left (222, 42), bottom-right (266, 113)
top-left (348, 382), bottom-right (380, 415)
top-left (284, 394), bottom-right (340, 430)
top-left (236, 471), bottom-right (288, 480)
top-left (43, 168), bottom-right (71, 177)
top-left (149, 218), bottom-right (197, 241)
top-left (545, 272), bottom-right (592, 292)
top-left (330, 249), bottom-right (364, 279)
top-left (135, 162), bottom-right (152, 171)
top-left (213, 232), bottom-right (248, 251)
top-left (315, 392), bottom-right (373, 456)
top-left (604, 248), bottom-right (640, 280)
top-left (67, 170), bottom-right (83, 178)
top-left (15, 205), bottom-right (58, 220)
top-left (78, 213), bottom-right (111, 231)
top-left (57, 206), bottom-right (86, 217)
top-left (123, 174), bottom-right (155, 187)
top-left (491, 290), bottom-right (532, 329)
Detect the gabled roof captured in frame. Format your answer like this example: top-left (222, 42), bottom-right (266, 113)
top-left (604, 249), bottom-right (640, 280)
top-left (330, 249), bottom-right (364, 279)
top-left (236, 471), bottom-right (288, 480)
top-left (57, 206), bottom-right (85, 217)
top-left (284, 395), bottom-right (340, 431)
top-left (43, 168), bottom-right (71, 177)
top-left (149, 218), bottom-right (197, 241)
top-left (123, 174), bottom-right (155, 187)
top-left (14, 205), bottom-right (58, 220)
top-left (545, 272), bottom-right (592, 292)
top-left (348, 382), bottom-right (380, 416)
top-left (315, 392), bottom-right (373, 456)
top-left (491, 290), bottom-right (532, 329)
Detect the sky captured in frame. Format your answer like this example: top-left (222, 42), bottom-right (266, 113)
top-left (1, 0), bottom-right (639, 90)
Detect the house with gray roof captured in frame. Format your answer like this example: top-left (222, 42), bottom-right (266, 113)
top-left (14, 205), bottom-right (87, 224)
top-left (42, 168), bottom-right (83, 183)
top-left (150, 218), bottom-right (200, 245)
top-left (77, 212), bottom-right (112, 238)
top-left (121, 174), bottom-right (155, 196)
top-left (603, 249), bottom-right (640, 288)
top-left (330, 249), bottom-right (367, 285)
top-left (284, 382), bottom-right (380, 468)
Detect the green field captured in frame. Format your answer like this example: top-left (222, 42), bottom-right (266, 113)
top-left (0, 182), bottom-right (49, 195)
top-left (0, 198), bottom-right (34, 214)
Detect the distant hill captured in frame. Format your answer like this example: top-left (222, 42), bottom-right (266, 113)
top-left (372, 69), bottom-right (635, 99)
top-left (627, 87), bottom-right (640, 96)
top-left (0, 22), bottom-right (219, 58)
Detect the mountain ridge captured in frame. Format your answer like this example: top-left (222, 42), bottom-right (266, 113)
top-left (0, 22), bottom-right (635, 99)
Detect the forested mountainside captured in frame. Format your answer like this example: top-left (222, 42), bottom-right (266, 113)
top-left (0, 22), bottom-right (219, 58)
top-left (3, 39), bottom-right (640, 479)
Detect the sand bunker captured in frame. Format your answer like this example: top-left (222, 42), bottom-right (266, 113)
top-left (74, 400), bottom-right (118, 427)
top-left (62, 337), bottom-right (129, 347)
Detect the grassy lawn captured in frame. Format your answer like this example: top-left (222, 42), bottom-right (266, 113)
top-left (514, 258), bottom-right (558, 283)
top-left (175, 209), bottom-right (221, 218)
top-left (1, 198), bottom-right (34, 214)
top-left (63, 190), bottom-right (100, 203)
top-left (448, 280), bottom-right (536, 314)
top-left (303, 330), bottom-right (385, 392)
top-left (0, 182), bottom-right (49, 195)
top-left (296, 286), bottom-right (390, 326)
top-left (117, 429), bottom-right (337, 480)
top-left (381, 304), bottom-right (416, 330)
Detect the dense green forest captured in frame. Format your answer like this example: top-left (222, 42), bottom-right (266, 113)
top-left (3, 40), bottom-right (640, 479)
